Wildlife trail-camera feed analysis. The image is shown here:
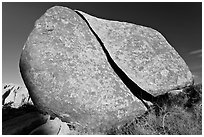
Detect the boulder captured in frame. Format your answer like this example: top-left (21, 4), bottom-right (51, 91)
top-left (19, 6), bottom-right (146, 132)
top-left (19, 6), bottom-right (194, 133)
top-left (76, 10), bottom-right (193, 96)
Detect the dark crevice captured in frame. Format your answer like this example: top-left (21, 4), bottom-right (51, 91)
top-left (75, 11), bottom-right (158, 110)
top-left (57, 124), bottom-right (62, 135)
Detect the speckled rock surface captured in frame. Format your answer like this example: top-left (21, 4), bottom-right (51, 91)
top-left (77, 10), bottom-right (193, 96)
top-left (19, 6), bottom-right (146, 132)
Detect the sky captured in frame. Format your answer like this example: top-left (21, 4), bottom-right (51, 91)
top-left (2, 2), bottom-right (202, 86)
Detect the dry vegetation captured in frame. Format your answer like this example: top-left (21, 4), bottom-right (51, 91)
top-left (106, 84), bottom-right (202, 135)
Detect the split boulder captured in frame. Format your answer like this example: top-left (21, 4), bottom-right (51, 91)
top-left (19, 6), bottom-right (193, 132)
top-left (19, 6), bottom-right (146, 132)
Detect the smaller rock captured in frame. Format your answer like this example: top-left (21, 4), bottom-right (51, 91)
top-left (58, 122), bottom-right (71, 135)
top-left (168, 89), bottom-right (183, 95)
top-left (29, 117), bottom-right (61, 135)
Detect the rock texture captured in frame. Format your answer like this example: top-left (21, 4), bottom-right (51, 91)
top-left (19, 6), bottom-right (146, 132)
top-left (19, 6), bottom-right (193, 132)
top-left (76, 10), bottom-right (193, 96)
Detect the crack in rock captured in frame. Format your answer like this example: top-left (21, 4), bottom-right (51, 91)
top-left (75, 10), bottom-right (155, 109)
top-left (76, 10), bottom-right (193, 96)
top-left (19, 6), bottom-right (194, 133)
